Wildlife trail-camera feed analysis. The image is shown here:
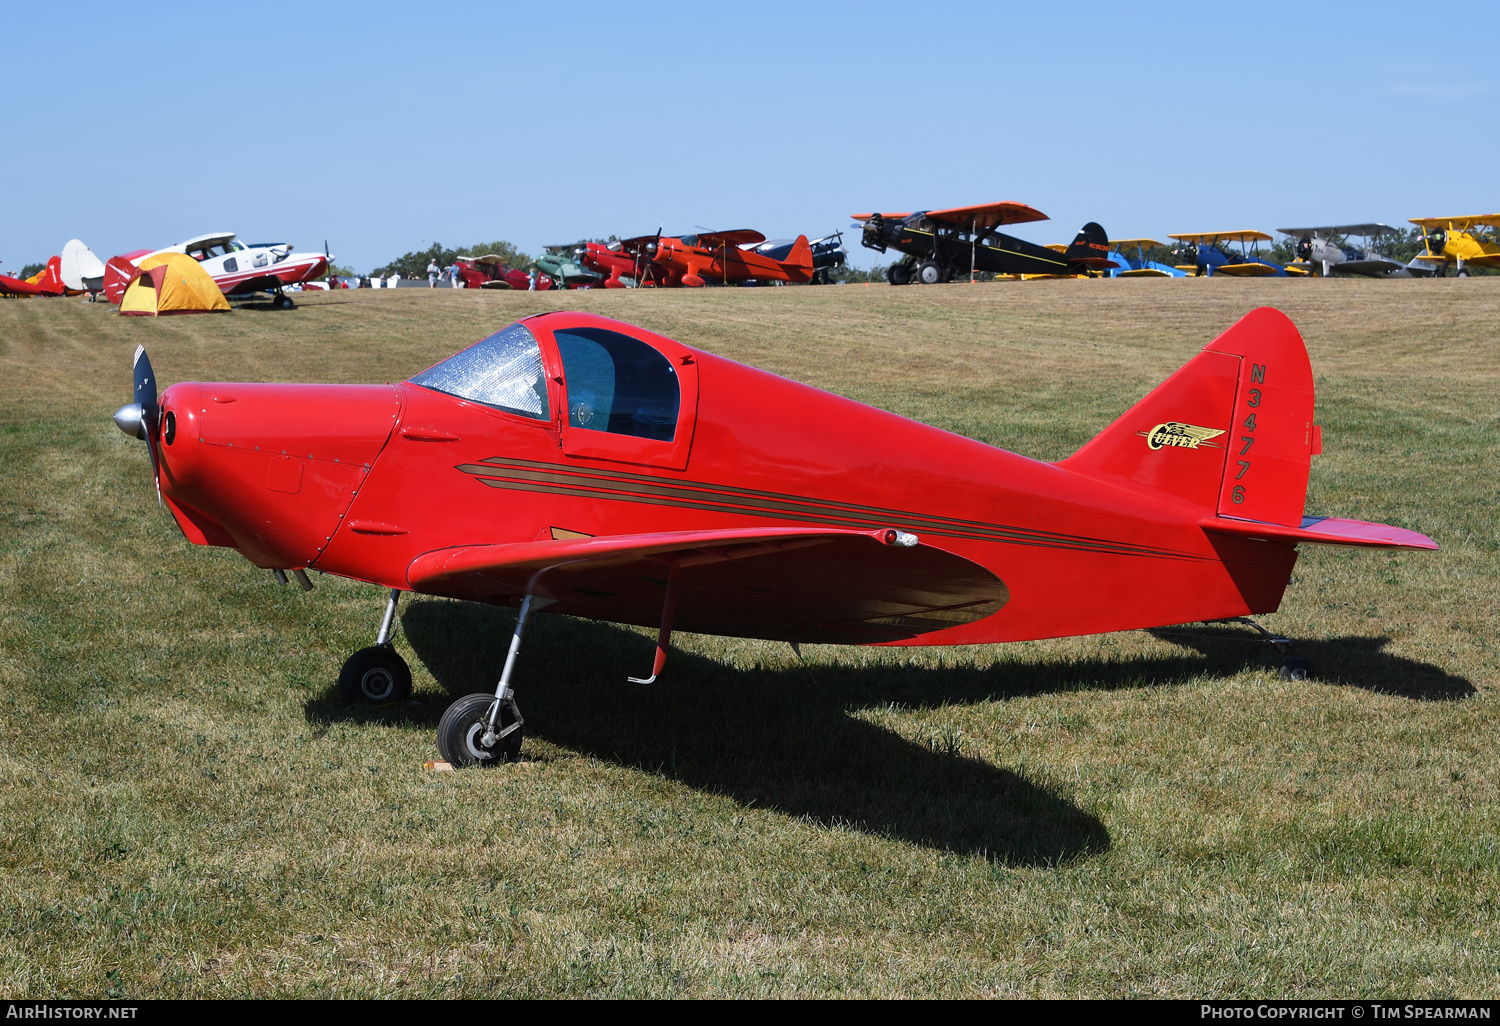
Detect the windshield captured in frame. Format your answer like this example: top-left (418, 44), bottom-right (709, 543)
top-left (409, 322), bottom-right (551, 421)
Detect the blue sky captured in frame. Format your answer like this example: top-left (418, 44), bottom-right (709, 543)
top-left (4, 2), bottom-right (1495, 273)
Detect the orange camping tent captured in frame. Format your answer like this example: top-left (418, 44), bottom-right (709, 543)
top-left (119, 252), bottom-right (229, 315)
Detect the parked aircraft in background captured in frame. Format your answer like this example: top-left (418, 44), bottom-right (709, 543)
top-left (1105, 239), bottom-right (1187, 278)
top-left (1409, 214), bottom-right (1500, 276)
top-left (1276, 224), bottom-right (1423, 278)
top-left (751, 232), bottom-right (848, 284)
top-left (854, 201), bottom-right (1112, 284)
top-left (1168, 231), bottom-right (1306, 277)
top-left (534, 244), bottom-right (605, 289)
top-left (109, 233), bottom-right (331, 308)
top-left (456, 255), bottom-right (555, 291)
top-left (0, 257), bottom-right (66, 297)
top-left (580, 238), bottom-right (649, 289)
top-left (112, 308), bottom-right (1436, 766)
top-left (649, 230), bottom-right (814, 287)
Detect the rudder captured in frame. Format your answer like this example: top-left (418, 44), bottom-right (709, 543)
top-left (1061, 308), bottom-right (1317, 527)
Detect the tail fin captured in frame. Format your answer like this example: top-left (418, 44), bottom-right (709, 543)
top-left (1061, 307), bottom-right (1315, 527)
top-left (780, 235), bottom-right (814, 281)
top-left (1065, 221), bottom-right (1113, 269)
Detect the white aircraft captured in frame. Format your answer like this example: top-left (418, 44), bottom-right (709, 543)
top-left (134, 232), bottom-right (332, 308)
top-left (1276, 224), bottom-right (1432, 278)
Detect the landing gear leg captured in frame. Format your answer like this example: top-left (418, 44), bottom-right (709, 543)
top-left (1217, 616), bottom-right (1312, 680)
top-left (271, 284), bottom-right (295, 310)
top-left (437, 594), bottom-right (550, 765)
top-left (338, 588), bottom-right (413, 702)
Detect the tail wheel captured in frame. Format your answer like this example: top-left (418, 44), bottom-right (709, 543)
top-left (338, 646), bottom-right (412, 703)
top-left (437, 693), bottom-right (522, 766)
top-left (1279, 658), bottom-right (1313, 681)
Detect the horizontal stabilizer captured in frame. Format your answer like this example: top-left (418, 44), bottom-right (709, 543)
top-left (1201, 515), bottom-right (1437, 550)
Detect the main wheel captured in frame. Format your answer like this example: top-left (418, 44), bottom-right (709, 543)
top-left (1278, 658), bottom-right (1313, 681)
top-left (437, 693), bottom-right (522, 766)
top-left (338, 646), bottom-right (412, 703)
top-left (918, 261), bottom-right (943, 285)
top-left (275, 294), bottom-right (295, 309)
top-left (886, 263), bottom-right (911, 286)
top-left (1456, 269), bottom-right (1470, 278)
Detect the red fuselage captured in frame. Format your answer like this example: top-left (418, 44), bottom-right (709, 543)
top-left (148, 311), bottom-right (1310, 647)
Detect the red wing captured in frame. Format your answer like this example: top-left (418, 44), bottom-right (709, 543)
top-left (407, 527), bottom-right (1008, 644)
top-left (696, 229), bottom-right (766, 248)
top-left (850, 212), bottom-right (913, 222)
top-left (925, 201), bottom-right (1050, 230)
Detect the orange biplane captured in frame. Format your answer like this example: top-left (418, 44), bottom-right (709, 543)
top-left (648, 230), bottom-right (815, 287)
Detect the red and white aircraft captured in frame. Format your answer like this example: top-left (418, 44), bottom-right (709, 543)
top-left (104, 233), bottom-right (330, 309)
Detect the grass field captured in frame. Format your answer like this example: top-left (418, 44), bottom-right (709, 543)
top-left (1, 279), bottom-right (1496, 998)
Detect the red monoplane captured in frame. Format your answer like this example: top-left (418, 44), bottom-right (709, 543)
top-left (113, 308), bottom-right (1435, 766)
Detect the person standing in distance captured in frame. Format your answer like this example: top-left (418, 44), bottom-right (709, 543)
top-left (427, 258), bottom-right (440, 288)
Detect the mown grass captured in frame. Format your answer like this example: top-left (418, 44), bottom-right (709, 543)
top-left (0, 280), bottom-right (1496, 997)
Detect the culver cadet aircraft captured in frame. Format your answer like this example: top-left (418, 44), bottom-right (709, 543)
top-left (1276, 224), bottom-right (1418, 278)
top-left (1409, 214), bottom-right (1500, 276)
top-left (113, 308), bottom-right (1435, 767)
top-left (1168, 231), bottom-right (1306, 277)
top-left (104, 233), bottom-right (331, 308)
top-left (1106, 239), bottom-right (1187, 278)
top-left (854, 201), bottom-right (1112, 284)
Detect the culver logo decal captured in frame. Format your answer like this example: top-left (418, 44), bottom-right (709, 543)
top-left (1141, 422), bottom-right (1226, 451)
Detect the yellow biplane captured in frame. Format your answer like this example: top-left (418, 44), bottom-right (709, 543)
top-left (1167, 231), bottom-right (1309, 277)
top-left (1409, 214), bottom-right (1500, 276)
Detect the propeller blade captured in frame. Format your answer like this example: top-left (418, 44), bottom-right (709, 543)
top-left (133, 345), bottom-right (157, 412)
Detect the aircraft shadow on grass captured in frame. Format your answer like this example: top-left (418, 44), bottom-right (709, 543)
top-left (1145, 625), bottom-right (1475, 702)
top-left (303, 602), bottom-right (1472, 863)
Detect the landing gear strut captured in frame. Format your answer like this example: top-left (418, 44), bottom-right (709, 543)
top-left (270, 283), bottom-right (296, 310)
top-left (338, 588), bottom-right (413, 703)
top-left (1217, 616), bottom-right (1313, 680)
top-left (437, 593), bottom-right (543, 765)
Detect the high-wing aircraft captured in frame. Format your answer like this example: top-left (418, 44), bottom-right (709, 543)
top-left (1408, 214), bottom-right (1500, 276)
top-left (1106, 239), bottom-right (1187, 278)
top-left (1168, 231), bottom-right (1308, 277)
top-left (534, 244), bottom-right (605, 289)
top-left (115, 233), bottom-right (331, 308)
top-left (1275, 224), bottom-right (1421, 278)
top-left (112, 308), bottom-right (1435, 767)
top-left (854, 201), bottom-right (1112, 284)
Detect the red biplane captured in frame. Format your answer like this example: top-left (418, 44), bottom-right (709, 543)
top-left (114, 309), bottom-right (1435, 766)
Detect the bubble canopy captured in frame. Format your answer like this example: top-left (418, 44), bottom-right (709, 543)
top-left (409, 323), bottom-right (551, 421)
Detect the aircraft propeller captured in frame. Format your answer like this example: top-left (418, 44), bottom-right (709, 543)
top-left (113, 345), bottom-right (163, 504)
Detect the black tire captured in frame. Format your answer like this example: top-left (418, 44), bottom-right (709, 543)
top-left (1278, 658), bottom-right (1313, 682)
top-left (886, 263), bottom-right (911, 286)
top-left (918, 261), bottom-right (943, 285)
top-left (337, 646), bottom-right (412, 703)
top-left (437, 693), bottom-right (522, 766)
top-left (275, 294), bottom-right (295, 309)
